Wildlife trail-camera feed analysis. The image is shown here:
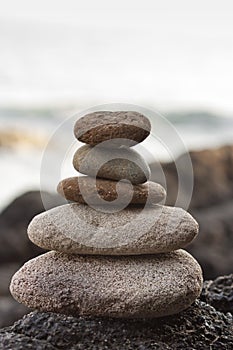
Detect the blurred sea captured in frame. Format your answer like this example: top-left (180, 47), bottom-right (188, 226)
top-left (0, 108), bottom-right (233, 211)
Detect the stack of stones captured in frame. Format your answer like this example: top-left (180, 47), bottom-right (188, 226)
top-left (10, 111), bottom-right (203, 318)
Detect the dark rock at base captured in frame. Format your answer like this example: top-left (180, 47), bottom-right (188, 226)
top-left (0, 191), bottom-right (65, 263)
top-left (201, 274), bottom-right (233, 314)
top-left (0, 300), bottom-right (232, 349)
top-left (0, 333), bottom-right (56, 350)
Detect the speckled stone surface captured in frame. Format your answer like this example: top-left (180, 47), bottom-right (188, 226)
top-left (27, 203), bottom-right (198, 254)
top-left (57, 176), bottom-right (166, 206)
top-left (10, 250), bottom-right (203, 318)
top-left (73, 145), bottom-right (151, 184)
top-left (73, 111), bottom-right (151, 146)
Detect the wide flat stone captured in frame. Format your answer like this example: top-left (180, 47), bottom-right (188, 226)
top-left (10, 250), bottom-right (203, 318)
top-left (57, 176), bottom-right (166, 206)
top-left (73, 145), bottom-right (151, 184)
top-left (74, 111), bottom-right (151, 147)
top-left (27, 203), bottom-right (198, 254)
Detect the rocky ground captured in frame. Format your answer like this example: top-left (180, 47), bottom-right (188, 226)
top-left (0, 145), bottom-right (232, 327)
top-left (0, 275), bottom-right (232, 349)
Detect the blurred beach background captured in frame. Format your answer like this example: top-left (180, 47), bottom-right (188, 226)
top-left (0, 0), bottom-right (233, 327)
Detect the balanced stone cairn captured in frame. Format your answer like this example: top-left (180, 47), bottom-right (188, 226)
top-left (10, 111), bottom-right (203, 318)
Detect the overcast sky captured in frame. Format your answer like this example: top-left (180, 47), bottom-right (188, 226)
top-left (0, 0), bottom-right (233, 112)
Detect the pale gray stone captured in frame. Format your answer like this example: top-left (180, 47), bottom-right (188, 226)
top-left (28, 203), bottom-right (198, 254)
top-left (10, 250), bottom-right (203, 318)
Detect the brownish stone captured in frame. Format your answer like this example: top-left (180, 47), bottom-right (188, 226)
top-left (74, 111), bottom-right (151, 146)
top-left (57, 176), bottom-right (166, 206)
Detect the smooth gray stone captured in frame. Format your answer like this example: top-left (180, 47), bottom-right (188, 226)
top-left (73, 145), bottom-right (150, 184)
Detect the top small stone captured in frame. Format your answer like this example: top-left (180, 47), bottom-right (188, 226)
top-left (74, 111), bottom-right (151, 147)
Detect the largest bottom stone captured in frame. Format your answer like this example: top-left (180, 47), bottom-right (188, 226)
top-left (10, 250), bottom-right (203, 318)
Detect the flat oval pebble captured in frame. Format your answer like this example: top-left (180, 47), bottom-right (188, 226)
top-left (73, 145), bottom-right (151, 184)
top-left (27, 203), bottom-right (198, 254)
top-left (57, 176), bottom-right (165, 206)
top-left (74, 111), bottom-right (151, 147)
top-left (10, 250), bottom-right (203, 318)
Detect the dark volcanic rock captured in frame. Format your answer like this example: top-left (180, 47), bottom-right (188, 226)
top-left (0, 300), bottom-right (232, 349)
top-left (151, 144), bottom-right (233, 279)
top-left (188, 145), bottom-right (233, 209)
top-left (201, 274), bottom-right (233, 314)
top-left (151, 145), bottom-right (233, 210)
top-left (0, 191), bottom-right (65, 328)
top-left (0, 191), bottom-right (65, 263)
top-left (188, 201), bottom-right (233, 279)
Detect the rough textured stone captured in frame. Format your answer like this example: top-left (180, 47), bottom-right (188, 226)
top-left (27, 203), bottom-right (198, 254)
top-left (74, 111), bottom-right (151, 146)
top-left (73, 144), bottom-right (151, 184)
top-left (201, 274), bottom-right (233, 314)
top-left (1, 300), bottom-right (232, 349)
top-left (10, 250), bottom-right (203, 318)
top-left (57, 176), bottom-right (166, 206)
